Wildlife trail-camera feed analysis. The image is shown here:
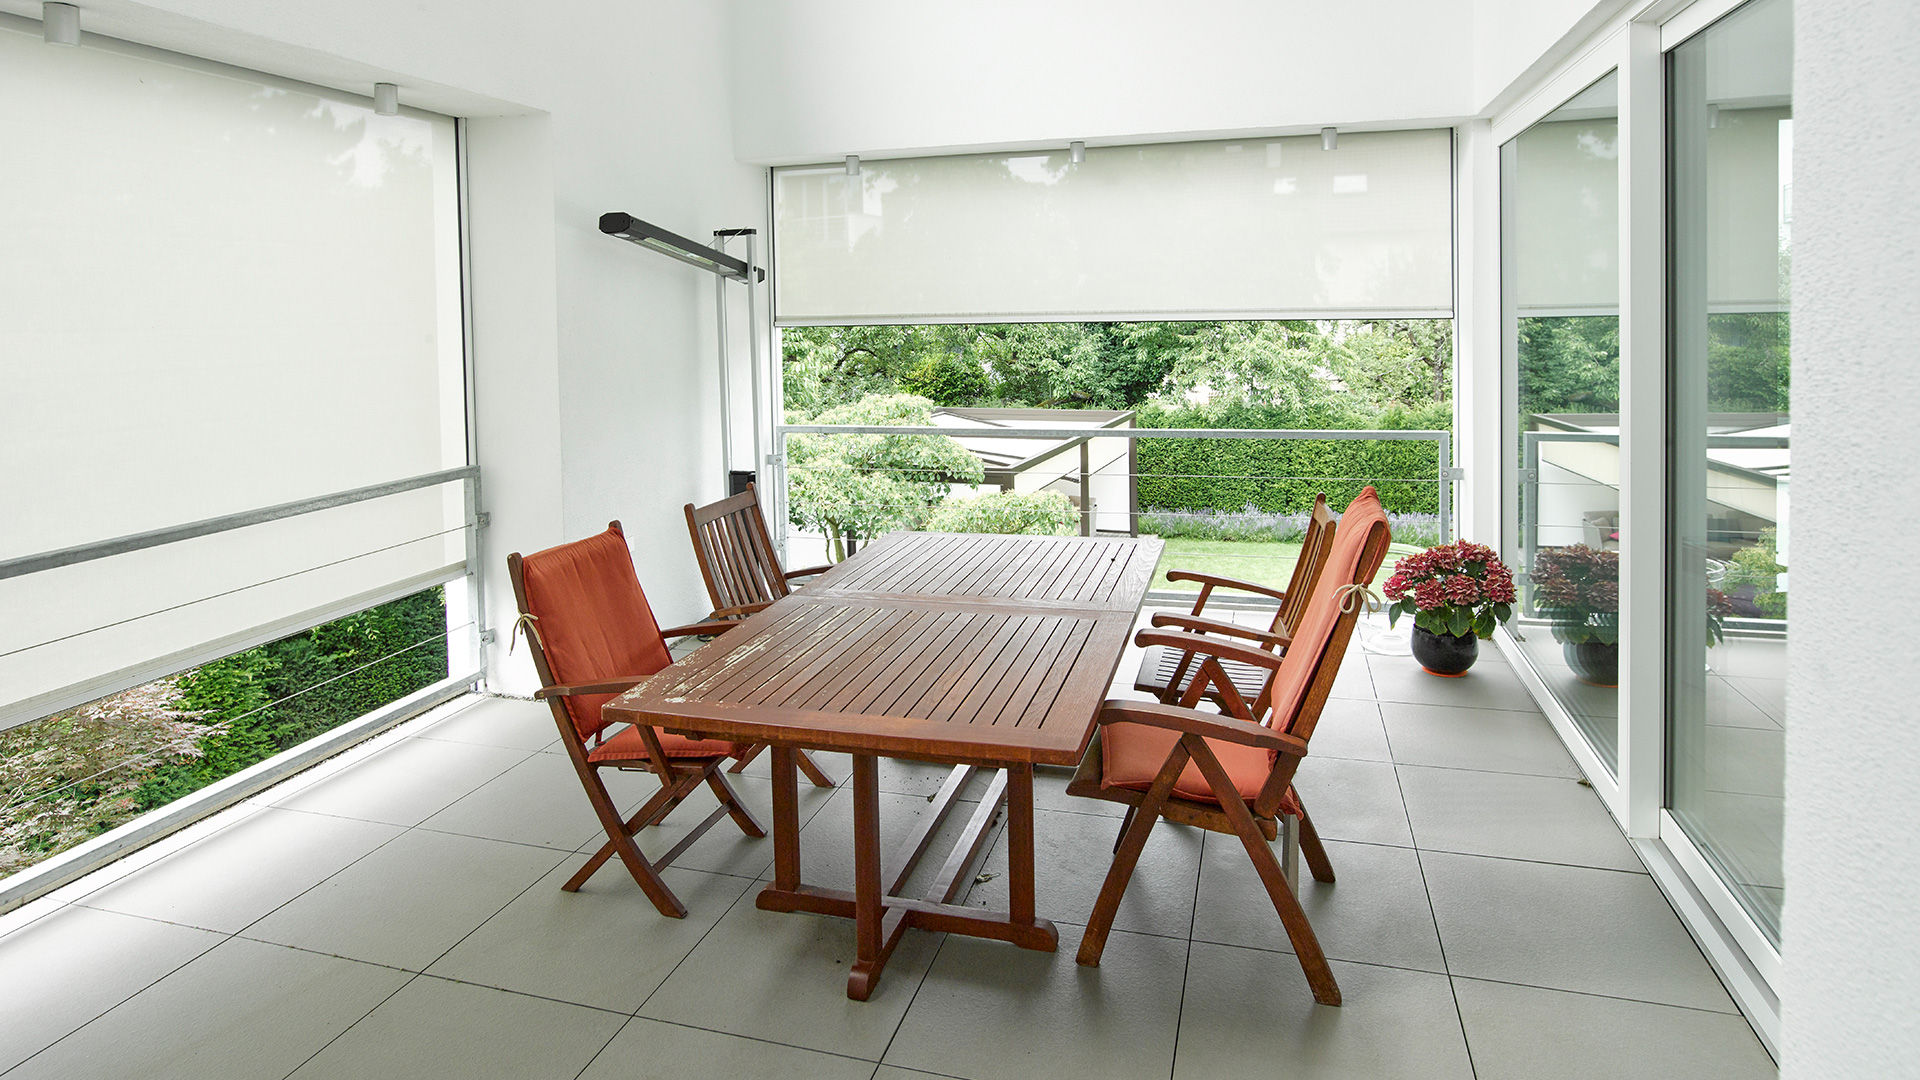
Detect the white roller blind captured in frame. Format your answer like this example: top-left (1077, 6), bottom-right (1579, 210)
top-left (773, 129), bottom-right (1454, 324)
top-left (1705, 106), bottom-right (1789, 311)
top-left (1510, 74), bottom-right (1620, 316)
top-left (0, 25), bottom-right (466, 722)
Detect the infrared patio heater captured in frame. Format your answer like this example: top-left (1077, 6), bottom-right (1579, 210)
top-left (597, 211), bottom-right (770, 504)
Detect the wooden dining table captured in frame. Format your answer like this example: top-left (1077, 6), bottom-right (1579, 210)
top-left (605, 530), bottom-right (1163, 999)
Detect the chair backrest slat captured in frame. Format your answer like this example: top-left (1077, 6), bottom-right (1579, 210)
top-left (685, 484), bottom-right (793, 616)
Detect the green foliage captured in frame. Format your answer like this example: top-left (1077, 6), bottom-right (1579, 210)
top-left (786, 395), bottom-right (985, 560)
top-left (1517, 316), bottom-right (1620, 415)
top-left (1706, 312), bottom-right (1790, 413)
top-left (1724, 527), bottom-right (1788, 618)
top-left (134, 589), bottom-right (448, 809)
top-left (923, 490), bottom-right (1076, 536)
top-left (1132, 401), bottom-right (1449, 517)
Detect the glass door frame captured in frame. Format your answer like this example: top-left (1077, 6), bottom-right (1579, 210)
top-left (1484, 0), bottom-right (1783, 1054)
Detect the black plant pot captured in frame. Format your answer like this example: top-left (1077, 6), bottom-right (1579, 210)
top-left (1563, 640), bottom-right (1619, 687)
top-left (1411, 625), bottom-right (1479, 677)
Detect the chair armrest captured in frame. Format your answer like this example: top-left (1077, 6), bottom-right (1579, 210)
top-left (1133, 629), bottom-right (1285, 672)
top-left (535, 676), bottom-right (646, 699)
top-left (1096, 699), bottom-right (1307, 755)
top-left (660, 618), bottom-right (748, 639)
top-left (1165, 569), bottom-right (1288, 603)
top-left (783, 564), bottom-right (834, 581)
top-left (1149, 612), bottom-right (1290, 649)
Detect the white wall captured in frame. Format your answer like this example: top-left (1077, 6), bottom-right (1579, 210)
top-left (1471, 0), bottom-right (1619, 113)
top-left (1782, 1), bottom-right (1920, 1075)
top-left (726, 0), bottom-right (1476, 164)
top-left (13, 0), bottom-right (767, 693)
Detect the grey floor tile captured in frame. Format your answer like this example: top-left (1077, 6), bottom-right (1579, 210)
top-left (1398, 765), bottom-right (1642, 872)
top-left (0, 906), bottom-right (224, 1073)
top-left (1306, 697), bottom-right (1393, 762)
top-left (1192, 833), bottom-right (1445, 972)
top-left (413, 695), bottom-right (562, 752)
top-left (1702, 724), bottom-right (1785, 798)
top-left (80, 807), bottom-right (403, 932)
top-left (286, 974), bottom-right (624, 1080)
top-left (1032, 762), bottom-right (1127, 817)
top-left (273, 736), bottom-right (532, 826)
top-left (245, 828), bottom-right (566, 970)
top-left (771, 781), bottom-right (999, 900)
top-left (627, 770), bottom-right (836, 880)
top-left (638, 900), bottom-right (940, 1060)
top-left (1381, 701), bottom-right (1578, 778)
top-left (1421, 851), bottom-right (1736, 1011)
top-left (1369, 651), bottom-right (1541, 712)
top-left (427, 862), bottom-right (753, 1012)
top-left (885, 924), bottom-right (1184, 1080)
top-left (1703, 676), bottom-right (1781, 730)
top-left (1329, 651), bottom-right (1377, 700)
top-left (1291, 756), bottom-right (1414, 847)
top-left (966, 806), bottom-right (1201, 940)
top-left (1175, 943), bottom-right (1475, 1080)
top-left (420, 749), bottom-right (663, 852)
top-left (581, 1018), bottom-right (878, 1079)
top-left (1454, 976), bottom-right (1777, 1079)
top-left (5, 936), bottom-right (409, 1080)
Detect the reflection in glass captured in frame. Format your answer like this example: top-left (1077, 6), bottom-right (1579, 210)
top-left (1668, 0), bottom-right (1792, 944)
top-left (1501, 72), bottom-right (1623, 772)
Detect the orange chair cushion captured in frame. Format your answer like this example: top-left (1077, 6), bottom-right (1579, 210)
top-left (586, 724), bottom-right (740, 765)
top-left (1266, 488), bottom-right (1390, 736)
top-left (517, 526), bottom-right (674, 740)
top-left (1099, 722), bottom-right (1300, 816)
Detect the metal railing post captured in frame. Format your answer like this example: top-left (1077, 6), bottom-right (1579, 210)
top-left (1078, 441), bottom-right (1092, 536)
top-left (1437, 431), bottom-right (1454, 544)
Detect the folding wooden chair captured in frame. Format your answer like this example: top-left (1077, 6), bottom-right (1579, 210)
top-left (1133, 493), bottom-right (1338, 708)
top-left (508, 522), bottom-right (767, 918)
top-left (1068, 488), bottom-right (1392, 1005)
top-left (684, 483), bottom-right (836, 787)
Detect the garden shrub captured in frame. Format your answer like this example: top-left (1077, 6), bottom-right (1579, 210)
top-left (924, 490), bottom-right (1076, 535)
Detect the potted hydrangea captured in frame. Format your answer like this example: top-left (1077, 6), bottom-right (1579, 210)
top-left (1531, 543), bottom-right (1735, 686)
top-left (1382, 541), bottom-right (1517, 676)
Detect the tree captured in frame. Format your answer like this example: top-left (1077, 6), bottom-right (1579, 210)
top-left (785, 394), bottom-right (985, 561)
top-left (1517, 316), bottom-right (1620, 414)
top-left (923, 490), bottom-right (1076, 535)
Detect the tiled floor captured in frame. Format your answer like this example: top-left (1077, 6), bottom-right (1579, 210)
top-left (0, 611), bottom-right (1778, 1079)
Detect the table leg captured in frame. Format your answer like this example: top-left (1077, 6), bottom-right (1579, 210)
top-left (771, 745), bottom-right (800, 891)
top-left (1006, 764), bottom-right (1037, 927)
top-left (849, 754), bottom-right (883, 1000)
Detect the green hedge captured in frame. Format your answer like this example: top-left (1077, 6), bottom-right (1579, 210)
top-left (1133, 402), bottom-right (1448, 516)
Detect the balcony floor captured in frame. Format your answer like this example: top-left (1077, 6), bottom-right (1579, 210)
top-left (0, 612), bottom-right (1775, 1079)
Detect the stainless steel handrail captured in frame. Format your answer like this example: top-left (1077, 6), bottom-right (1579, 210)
top-left (0, 465), bottom-right (481, 581)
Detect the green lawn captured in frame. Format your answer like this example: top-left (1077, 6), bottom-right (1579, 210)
top-left (1148, 536), bottom-right (1424, 594)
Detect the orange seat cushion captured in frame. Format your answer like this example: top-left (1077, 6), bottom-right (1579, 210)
top-left (586, 724), bottom-right (740, 765)
top-left (516, 526), bottom-right (675, 741)
top-left (1100, 722), bottom-right (1299, 815)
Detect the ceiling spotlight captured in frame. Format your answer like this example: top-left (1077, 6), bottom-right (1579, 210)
top-left (1320, 126), bottom-right (1338, 151)
top-left (373, 82), bottom-right (399, 116)
top-left (1069, 141), bottom-right (1086, 165)
top-left (845, 154), bottom-right (861, 177)
top-left (42, 2), bottom-right (79, 46)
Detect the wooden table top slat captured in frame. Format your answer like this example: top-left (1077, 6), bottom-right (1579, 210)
top-left (610, 532), bottom-right (1163, 765)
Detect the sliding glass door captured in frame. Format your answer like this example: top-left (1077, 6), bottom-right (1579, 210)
top-left (1502, 72), bottom-right (1624, 774)
top-left (1666, 0), bottom-right (1792, 944)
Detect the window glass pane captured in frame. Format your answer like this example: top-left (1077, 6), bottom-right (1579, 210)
top-left (773, 130), bottom-right (1454, 324)
top-left (1502, 72), bottom-right (1623, 773)
top-left (1668, 0), bottom-right (1792, 944)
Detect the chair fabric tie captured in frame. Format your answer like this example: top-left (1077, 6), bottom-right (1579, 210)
top-left (509, 611), bottom-right (544, 655)
top-left (1336, 583), bottom-right (1382, 615)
